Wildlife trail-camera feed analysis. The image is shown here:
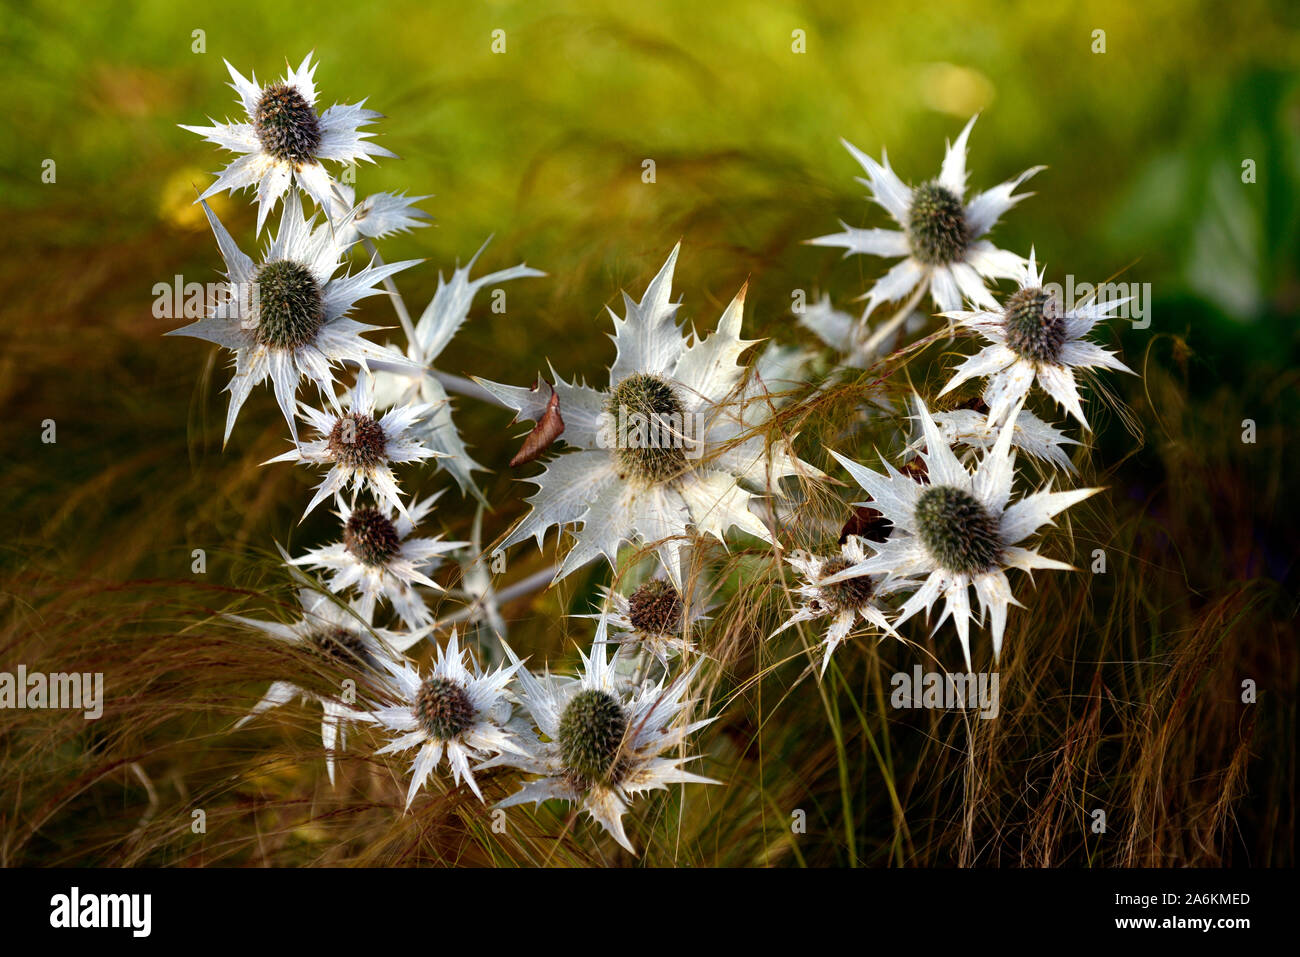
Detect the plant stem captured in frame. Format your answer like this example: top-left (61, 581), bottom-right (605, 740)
top-left (434, 565), bottom-right (557, 629)
top-left (433, 369), bottom-right (506, 406)
top-left (855, 282), bottom-right (928, 359)
top-left (362, 239), bottom-right (509, 409)
top-left (363, 238), bottom-right (420, 347)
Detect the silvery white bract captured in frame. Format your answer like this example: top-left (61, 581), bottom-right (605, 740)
top-left (227, 588), bottom-right (428, 784)
top-left (823, 396), bottom-right (1099, 668)
top-left (167, 190), bottom-right (418, 444)
top-left (288, 493), bottom-right (468, 629)
top-left (797, 293), bottom-right (926, 369)
top-left (809, 115), bottom-right (1042, 316)
top-left (326, 183), bottom-right (431, 243)
top-left (476, 245), bottom-right (811, 587)
top-left (182, 54), bottom-right (395, 233)
top-left (439, 505), bottom-right (510, 648)
top-left (372, 238), bottom-right (545, 504)
top-left (938, 251), bottom-right (1134, 429)
top-left (753, 340), bottom-right (817, 398)
top-left (362, 629), bottom-right (524, 807)
top-left (265, 370), bottom-right (439, 521)
top-left (919, 405), bottom-right (1080, 473)
top-left (483, 624), bottom-right (718, 855)
top-left (773, 536), bottom-right (914, 676)
top-left (426, 509), bottom-right (506, 650)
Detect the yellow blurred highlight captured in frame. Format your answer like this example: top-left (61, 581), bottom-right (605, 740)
top-left (916, 63), bottom-right (996, 117)
top-left (159, 167), bottom-right (235, 230)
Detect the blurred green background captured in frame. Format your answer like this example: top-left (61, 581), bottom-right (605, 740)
top-left (3, 0), bottom-right (1298, 431)
top-left (3, 0), bottom-right (1297, 586)
top-left (1, 0), bottom-right (1298, 865)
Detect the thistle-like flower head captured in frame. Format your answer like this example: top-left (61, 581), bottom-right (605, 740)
top-left (937, 251), bottom-right (1135, 429)
top-left (265, 371), bottom-right (439, 520)
top-left (589, 578), bottom-right (711, 673)
top-left (809, 115), bottom-right (1043, 317)
top-left (363, 629), bottom-right (523, 807)
top-left (919, 400), bottom-right (1081, 474)
top-left (773, 535), bottom-right (915, 676)
top-left (287, 493), bottom-right (468, 629)
top-left (483, 622), bottom-right (717, 854)
top-left (227, 588), bottom-right (427, 784)
top-left (181, 54), bottom-right (396, 232)
top-left (823, 396), bottom-right (1099, 667)
top-left (166, 190), bottom-right (418, 444)
top-left (477, 245), bottom-right (812, 586)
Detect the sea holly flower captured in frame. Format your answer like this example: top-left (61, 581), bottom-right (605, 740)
top-left (362, 629), bottom-right (523, 807)
top-left (822, 396), bottom-right (1099, 668)
top-left (288, 493), bottom-right (468, 629)
top-left (265, 371), bottom-right (439, 521)
top-left (589, 578), bottom-right (709, 673)
top-left (772, 536), bottom-right (914, 676)
top-left (371, 238), bottom-right (545, 503)
top-left (182, 53), bottom-right (395, 233)
top-left (166, 189), bottom-right (418, 444)
top-left (228, 588), bottom-right (427, 784)
top-left (937, 251), bottom-right (1134, 429)
top-left (809, 115), bottom-right (1042, 316)
top-left (476, 245), bottom-right (810, 586)
top-left (483, 624), bottom-right (718, 855)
